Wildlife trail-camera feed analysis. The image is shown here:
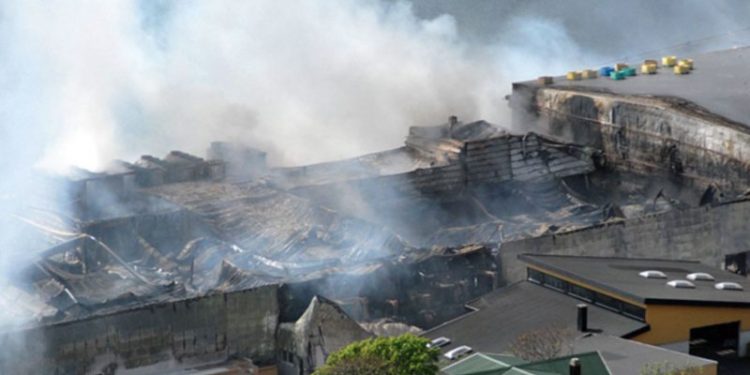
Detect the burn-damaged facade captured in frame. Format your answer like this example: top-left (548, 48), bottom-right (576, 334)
top-left (8, 47), bottom-right (750, 375)
top-left (3, 120), bottom-right (626, 374)
top-left (503, 47), bottom-right (750, 281)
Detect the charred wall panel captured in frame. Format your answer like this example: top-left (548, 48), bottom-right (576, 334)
top-left (518, 87), bottom-right (750, 194)
top-left (498, 199), bottom-right (750, 284)
top-left (0, 285), bottom-right (278, 374)
top-left (279, 247), bottom-right (498, 329)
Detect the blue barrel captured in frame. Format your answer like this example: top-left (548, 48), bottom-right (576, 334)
top-left (599, 66), bottom-right (615, 77)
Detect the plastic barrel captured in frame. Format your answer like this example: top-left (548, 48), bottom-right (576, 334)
top-left (674, 65), bottom-right (689, 74)
top-left (581, 69), bottom-right (598, 79)
top-left (566, 71), bottom-right (582, 81)
top-left (678, 58), bottom-right (694, 70)
top-left (610, 71), bottom-right (626, 80)
top-left (662, 56), bottom-right (677, 67)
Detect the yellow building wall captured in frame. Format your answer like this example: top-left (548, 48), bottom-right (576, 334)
top-left (633, 304), bottom-right (750, 345)
top-left (701, 363), bottom-right (718, 375)
top-left (526, 265), bottom-right (646, 307)
top-left (527, 264), bottom-right (750, 356)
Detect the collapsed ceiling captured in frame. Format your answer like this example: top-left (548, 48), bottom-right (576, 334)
top-left (2, 118), bottom-right (691, 330)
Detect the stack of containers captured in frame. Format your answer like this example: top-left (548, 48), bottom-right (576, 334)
top-left (566, 71), bottom-right (582, 81)
top-left (641, 59), bottom-right (658, 74)
top-left (537, 76), bottom-right (554, 85)
top-left (662, 56), bottom-right (677, 67)
top-left (581, 69), bottom-right (598, 79)
top-left (622, 67), bottom-right (637, 76)
top-left (679, 58), bottom-right (694, 70)
top-left (610, 70), bottom-right (626, 80)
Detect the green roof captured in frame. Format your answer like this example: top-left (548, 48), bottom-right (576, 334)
top-left (518, 352), bottom-right (610, 375)
top-left (441, 352), bottom-right (610, 375)
top-left (442, 353), bottom-right (515, 375)
top-left (484, 354), bottom-right (528, 367)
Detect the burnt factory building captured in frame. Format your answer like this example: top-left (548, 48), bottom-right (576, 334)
top-left (5, 47), bottom-right (750, 374)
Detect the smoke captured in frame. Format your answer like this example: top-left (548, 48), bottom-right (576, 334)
top-left (3, 0), bottom-right (748, 169)
top-left (0, 0), bottom-right (743, 316)
top-left (0, 0), bottom-right (600, 173)
top-left (0, 0), bottom-right (745, 307)
top-left (0, 0), bottom-right (748, 370)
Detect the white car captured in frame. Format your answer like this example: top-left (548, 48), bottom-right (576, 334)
top-left (427, 337), bottom-right (451, 348)
top-left (444, 345), bottom-right (472, 360)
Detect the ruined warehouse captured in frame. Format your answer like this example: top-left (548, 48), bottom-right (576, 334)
top-left (4, 47), bottom-right (750, 374)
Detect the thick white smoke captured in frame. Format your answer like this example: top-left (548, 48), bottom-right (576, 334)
top-left (0, 0), bottom-right (591, 171)
top-left (0, 0), bottom-right (745, 355)
top-left (3, 0), bottom-right (746, 169)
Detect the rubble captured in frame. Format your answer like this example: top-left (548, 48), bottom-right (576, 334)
top-left (0, 116), bottom-right (713, 373)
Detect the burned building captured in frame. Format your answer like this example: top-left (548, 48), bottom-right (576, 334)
top-left (5, 47), bottom-right (750, 374)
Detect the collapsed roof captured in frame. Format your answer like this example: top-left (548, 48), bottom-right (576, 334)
top-left (3, 118), bottom-right (685, 330)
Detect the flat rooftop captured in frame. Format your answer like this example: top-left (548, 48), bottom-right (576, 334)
top-left (521, 254), bottom-right (750, 306)
top-left (515, 46), bottom-right (750, 128)
top-left (573, 334), bottom-right (716, 375)
top-left (423, 281), bottom-right (646, 355)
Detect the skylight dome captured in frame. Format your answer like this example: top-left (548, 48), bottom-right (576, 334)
top-left (667, 280), bottom-right (695, 289)
top-left (686, 272), bottom-right (714, 281)
top-left (639, 270), bottom-right (667, 279)
top-left (715, 282), bottom-right (743, 291)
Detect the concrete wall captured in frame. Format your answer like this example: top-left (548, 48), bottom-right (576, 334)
top-left (279, 247), bottom-right (498, 329)
top-left (511, 85), bottom-right (750, 194)
top-left (0, 285), bottom-right (278, 375)
top-left (499, 198), bottom-right (750, 284)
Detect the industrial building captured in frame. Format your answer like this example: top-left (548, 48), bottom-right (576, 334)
top-left (522, 255), bottom-right (750, 359)
top-left (425, 256), bottom-right (735, 374)
top-left (5, 47), bottom-right (750, 374)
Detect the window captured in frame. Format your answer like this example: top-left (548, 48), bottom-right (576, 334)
top-left (715, 282), bottom-right (743, 291)
top-left (667, 280), bottom-right (696, 289)
top-left (528, 268), bottom-right (543, 284)
top-left (594, 292), bottom-right (623, 312)
top-left (543, 274), bottom-right (567, 292)
top-left (687, 272), bottom-right (714, 281)
top-left (528, 268), bottom-right (645, 322)
top-left (622, 303), bottom-right (646, 320)
top-left (639, 270), bottom-right (667, 279)
top-left (569, 284), bottom-right (594, 302)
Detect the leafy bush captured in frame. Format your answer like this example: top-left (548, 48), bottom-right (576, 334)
top-left (314, 334), bottom-right (440, 375)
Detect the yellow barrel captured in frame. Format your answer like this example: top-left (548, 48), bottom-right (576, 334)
top-left (662, 56), bottom-right (677, 67)
top-left (641, 63), bottom-right (657, 74)
top-left (614, 63), bottom-right (629, 71)
top-left (674, 64), bottom-right (690, 75)
top-left (678, 58), bottom-right (694, 70)
top-left (566, 71), bottom-right (582, 81)
top-left (644, 59), bottom-right (658, 67)
top-left (581, 69), bottom-right (598, 79)
top-left (537, 76), bottom-right (554, 85)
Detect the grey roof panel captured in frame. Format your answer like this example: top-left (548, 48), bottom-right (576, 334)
top-left (520, 254), bottom-right (750, 306)
top-left (423, 282), bottom-right (646, 355)
top-left (573, 334), bottom-right (715, 375)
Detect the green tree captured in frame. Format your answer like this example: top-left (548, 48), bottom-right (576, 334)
top-left (313, 334), bottom-right (440, 375)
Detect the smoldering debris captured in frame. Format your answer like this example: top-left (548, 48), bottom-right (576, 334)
top-left (0, 119), bottom-right (709, 373)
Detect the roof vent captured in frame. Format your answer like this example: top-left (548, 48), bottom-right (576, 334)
top-left (687, 272), bottom-right (715, 281)
top-left (667, 280), bottom-right (695, 289)
top-left (639, 270), bottom-right (667, 279)
top-left (715, 282), bottom-right (743, 291)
